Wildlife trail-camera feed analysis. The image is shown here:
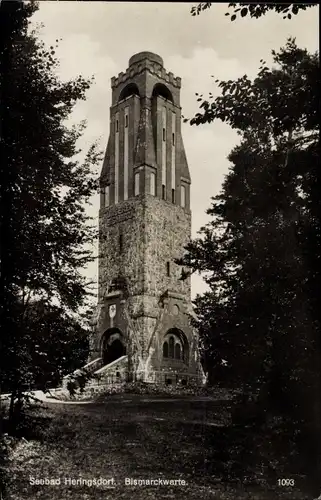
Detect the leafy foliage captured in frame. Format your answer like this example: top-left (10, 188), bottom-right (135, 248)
top-left (0, 1), bottom-right (101, 429)
top-left (178, 39), bottom-right (320, 492)
top-left (1, 300), bottom-right (90, 394)
top-left (191, 2), bottom-right (318, 20)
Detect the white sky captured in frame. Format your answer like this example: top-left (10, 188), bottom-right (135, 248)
top-left (30, 2), bottom-right (319, 300)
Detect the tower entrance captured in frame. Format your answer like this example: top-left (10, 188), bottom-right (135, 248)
top-left (101, 329), bottom-right (126, 366)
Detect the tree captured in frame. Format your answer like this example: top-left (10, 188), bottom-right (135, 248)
top-left (178, 39), bottom-right (320, 493)
top-left (0, 0), bottom-right (101, 429)
top-left (2, 299), bottom-right (90, 392)
top-left (191, 2), bottom-right (318, 21)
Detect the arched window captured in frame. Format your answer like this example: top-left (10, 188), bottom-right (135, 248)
top-left (119, 83), bottom-right (140, 102)
top-left (162, 329), bottom-right (188, 363)
top-left (152, 83), bottom-right (174, 103)
top-left (163, 341), bottom-right (168, 358)
top-left (175, 343), bottom-right (181, 360)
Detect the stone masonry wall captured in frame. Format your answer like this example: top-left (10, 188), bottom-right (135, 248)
top-left (95, 193), bottom-right (199, 377)
top-left (98, 197), bottom-right (145, 301)
top-left (143, 194), bottom-right (191, 298)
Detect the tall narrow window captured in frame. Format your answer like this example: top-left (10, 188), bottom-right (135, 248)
top-left (104, 185), bottom-right (110, 207)
top-left (134, 172), bottom-right (140, 196)
top-left (163, 342), bottom-right (168, 358)
top-left (171, 112), bottom-right (176, 194)
top-left (124, 107), bottom-right (129, 200)
top-left (162, 184), bottom-right (166, 200)
top-left (150, 172), bottom-right (156, 196)
top-left (169, 336), bottom-right (174, 358)
top-left (171, 189), bottom-right (175, 203)
top-left (175, 343), bottom-right (181, 360)
top-left (181, 185), bottom-right (186, 208)
top-left (115, 112), bottom-right (119, 204)
top-left (162, 107), bottom-right (167, 191)
top-left (119, 234), bottom-right (123, 253)
top-left (166, 261), bottom-right (170, 277)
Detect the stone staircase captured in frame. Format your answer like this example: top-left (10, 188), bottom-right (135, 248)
top-left (46, 355), bottom-right (129, 400)
top-left (93, 355), bottom-right (128, 383)
top-left (62, 357), bottom-right (103, 389)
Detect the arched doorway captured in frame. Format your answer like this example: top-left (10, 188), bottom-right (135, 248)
top-left (101, 328), bottom-right (126, 366)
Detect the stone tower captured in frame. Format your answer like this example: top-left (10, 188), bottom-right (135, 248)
top-left (92, 51), bottom-right (202, 385)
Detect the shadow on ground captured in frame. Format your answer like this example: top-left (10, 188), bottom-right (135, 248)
top-left (3, 395), bottom-right (310, 500)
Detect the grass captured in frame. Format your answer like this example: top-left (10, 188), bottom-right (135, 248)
top-left (2, 394), bottom-right (312, 499)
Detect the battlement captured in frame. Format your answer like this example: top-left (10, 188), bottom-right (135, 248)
top-left (111, 53), bottom-right (181, 90)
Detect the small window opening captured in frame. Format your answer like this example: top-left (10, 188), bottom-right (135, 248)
top-left (172, 132), bottom-right (175, 146)
top-left (169, 336), bottom-right (174, 357)
top-left (163, 342), bottom-right (168, 358)
top-left (181, 185), bottom-right (186, 208)
top-left (116, 371), bottom-right (120, 378)
top-left (125, 115), bottom-right (128, 128)
top-left (116, 120), bottom-right (119, 133)
top-left (171, 189), bottom-right (175, 203)
top-left (175, 343), bottom-right (181, 360)
top-left (150, 172), bottom-right (156, 196)
top-left (103, 185), bottom-right (110, 208)
top-left (162, 184), bottom-right (166, 200)
top-left (162, 128), bottom-right (166, 141)
top-left (134, 172), bottom-right (140, 196)
top-left (166, 261), bottom-right (170, 277)
top-left (119, 234), bottom-right (123, 253)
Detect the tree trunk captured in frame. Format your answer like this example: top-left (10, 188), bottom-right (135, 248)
top-left (8, 387), bottom-right (17, 433)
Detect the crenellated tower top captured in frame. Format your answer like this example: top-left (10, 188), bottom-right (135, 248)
top-left (100, 51), bottom-right (190, 207)
top-left (110, 51), bottom-right (181, 106)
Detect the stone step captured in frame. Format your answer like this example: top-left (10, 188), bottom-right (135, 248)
top-left (62, 357), bottom-right (103, 388)
top-left (92, 355), bottom-right (128, 384)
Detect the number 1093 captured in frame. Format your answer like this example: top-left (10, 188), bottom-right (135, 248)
top-left (278, 478), bottom-right (295, 486)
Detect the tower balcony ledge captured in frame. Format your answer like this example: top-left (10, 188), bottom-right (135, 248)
top-left (105, 291), bottom-right (122, 300)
